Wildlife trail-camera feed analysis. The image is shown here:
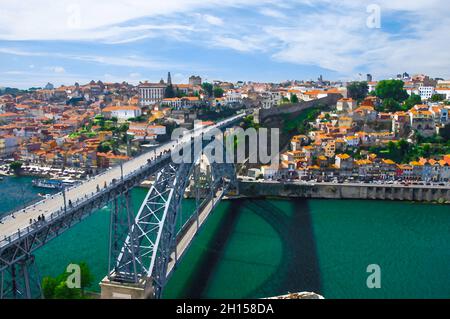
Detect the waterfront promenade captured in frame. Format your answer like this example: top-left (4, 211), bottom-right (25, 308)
top-left (0, 114), bottom-right (245, 247)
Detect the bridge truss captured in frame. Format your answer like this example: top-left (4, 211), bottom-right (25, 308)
top-left (106, 142), bottom-right (237, 298)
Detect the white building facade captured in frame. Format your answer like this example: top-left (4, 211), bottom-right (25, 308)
top-left (138, 82), bottom-right (167, 106)
top-left (419, 86), bottom-right (435, 100)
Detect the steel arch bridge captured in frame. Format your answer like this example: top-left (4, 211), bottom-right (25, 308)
top-left (103, 141), bottom-right (237, 299)
top-left (0, 115), bottom-right (243, 299)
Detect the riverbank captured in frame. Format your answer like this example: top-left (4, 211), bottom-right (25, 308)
top-left (237, 180), bottom-right (450, 203)
top-left (0, 163), bottom-right (87, 181)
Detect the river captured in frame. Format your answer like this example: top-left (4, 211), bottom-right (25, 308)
top-left (1, 176), bottom-right (449, 298)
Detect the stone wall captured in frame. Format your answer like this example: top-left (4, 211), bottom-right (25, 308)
top-left (238, 181), bottom-right (450, 203)
top-left (255, 93), bottom-right (342, 126)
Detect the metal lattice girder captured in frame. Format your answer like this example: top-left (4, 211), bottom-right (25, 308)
top-left (0, 255), bottom-right (41, 299)
top-left (109, 137), bottom-right (238, 298)
top-left (112, 163), bottom-right (192, 291)
top-left (108, 191), bottom-right (141, 283)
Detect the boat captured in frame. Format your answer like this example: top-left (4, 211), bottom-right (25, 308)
top-left (32, 179), bottom-right (63, 189)
top-left (61, 179), bottom-right (80, 187)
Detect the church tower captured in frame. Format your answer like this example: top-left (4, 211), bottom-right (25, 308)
top-left (167, 72), bottom-right (172, 86)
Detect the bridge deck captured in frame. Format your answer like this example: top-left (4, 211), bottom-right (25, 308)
top-left (167, 188), bottom-right (224, 276)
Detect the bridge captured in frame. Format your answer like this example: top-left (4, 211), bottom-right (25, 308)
top-left (0, 112), bottom-right (246, 299)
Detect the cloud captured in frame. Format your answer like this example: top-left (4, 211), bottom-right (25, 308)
top-left (202, 14), bottom-right (224, 26)
top-left (0, 47), bottom-right (181, 69)
top-left (51, 66), bottom-right (66, 73)
top-left (263, 1), bottom-right (450, 78)
top-left (0, 0), bottom-right (264, 42)
top-left (259, 8), bottom-right (286, 19)
top-left (1, 0), bottom-right (450, 80)
top-left (212, 36), bottom-right (269, 53)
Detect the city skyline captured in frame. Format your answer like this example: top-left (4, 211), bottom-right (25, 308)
top-left (1, 0), bottom-right (450, 88)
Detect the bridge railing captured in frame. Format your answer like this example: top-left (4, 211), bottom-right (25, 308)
top-left (0, 152), bottom-right (173, 250)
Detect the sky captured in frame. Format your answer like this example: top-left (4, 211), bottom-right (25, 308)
top-left (0, 0), bottom-right (449, 88)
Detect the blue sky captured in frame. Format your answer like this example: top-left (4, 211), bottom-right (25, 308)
top-left (0, 0), bottom-right (449, 88)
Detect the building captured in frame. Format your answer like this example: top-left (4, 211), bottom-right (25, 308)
top-left (189, 76), bottom-right (202, 86)
top-left (261, 165), bottom-right (280, 179)
top-left (291, 135), bottom-right (308, 151)
top-left (368, 82), bottom-right (378, 93)
top-left (247, 168), bottom-right (261, 179)
top-left (224, 90), bottom-right (243, 105)
top-left (435, 88), bottom-right (450, 100)
top-left (392, 111), bottom-right (410, 136)
top-left (138, 82), bottom-right (167, 106)
top-left (261, 91), bottom-right (282, 109)
top-left (335, 153), bottom-right (353, 170)
top-left (97, 152), bottom-right (129, 168)
top-left (408, 105), bottom-right (435, 137)
top-left (44, 82), bottom-right (54, 90)
top-left (336, 98), bottom-right (356, 112)
top-left (418, 86), bottom-right (435, 100)
top-left (161, 97), bottom-right (201, 109)
top-left (102, 105), bottom-right (142, 121)
top-left (0, 112), bottom-right (19, 123)
top-left (430, 106), bottom-right (449, 124)
top-left (0, 135), bottom-right (19, 158)
top-left (127, 123), bottom-right (166, 141)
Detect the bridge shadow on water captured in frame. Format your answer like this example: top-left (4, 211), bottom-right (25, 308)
top-left (178, 198), bottom-right (321, 298)
top-left (178, 200), bottom-right (242, 298)
top-left (245, 199), bottom-right (322, 298)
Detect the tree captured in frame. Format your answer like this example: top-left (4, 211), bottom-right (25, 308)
top-left (422, 143), bottom-right (432, 158)
top-left (213, 86), bottom-right (224, 98)
top-left (387, 141), bottom-right (397, 154)
top-left (290, 94), bottom-right (299, 104)
top-left (118, 123), bottom-right (129, 133)
top-left (403, 93), bottom-right (422, 110)
top-left (53, 281), bottom-right (81, 299)
top-left (42, 262), bottom-right (94, 299)
top-left (42, 277), bottom-right (59, 299)
top-left (440, 124), bottom-right (450, 141)
top-left (79, 262), bottom-right (94, 294)
top-left (201, 82), bottom-right (213, 97)
top-left (10, 161), bottom-right (23, 174)
top-left (382, 98), bottom-right (401, 112)
top-left (280, 97), bottom-right (290, 104)
top-left (398, 139), bottom-right (410, 157)
top-left (97, 142), bottom-right (112, 153)
top-left (375, 80), bottom-right (409, 102)
top-left (430, 94), bottom-right (444, 102)
top-left (347, 81), bottom-right (369, 101)
top-left (164, 84), bottom-right (175, 98)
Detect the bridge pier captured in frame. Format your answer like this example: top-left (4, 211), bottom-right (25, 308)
top-left (0, 255), bottom-right (41, 299)
top-left (100, 275), bottom-right (154, 299)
